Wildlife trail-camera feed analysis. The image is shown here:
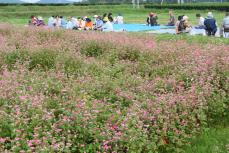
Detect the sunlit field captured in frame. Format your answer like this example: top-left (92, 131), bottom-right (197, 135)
top-left (0, 3), bottom-right (229, 153)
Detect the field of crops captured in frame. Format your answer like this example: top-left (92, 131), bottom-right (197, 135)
top-left (0, 24), bottom-right (228, 152)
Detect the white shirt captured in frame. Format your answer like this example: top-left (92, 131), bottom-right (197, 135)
top-left (102, 21), bottom-right (113, 32)
top-left (198, 17), bottom-right (205, 26)
top-left (116, 16), bottom-right (124, 24)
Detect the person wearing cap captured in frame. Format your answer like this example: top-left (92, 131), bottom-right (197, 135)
top-left (195, 14), bottom-right (205, 29)
top-left (37, 16), bottom-right (45, 27)
top-left (94, 16), bottom-right (103, 31)
top-left (93, 15), bottom-right (98, 25)
top-left (221, 12), bottom-right (229, 38)
top-left (204, 12), bottom-right (217, 36)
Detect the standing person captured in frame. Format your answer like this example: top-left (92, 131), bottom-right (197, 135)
top-left (166, 10), bottom-right (175, 26)
top-left (221, 12), bottom-right (229, 38)
top-left (195, 14), bottom-right (205, 29)
top-left (204, 12), bottom-right (217, 36)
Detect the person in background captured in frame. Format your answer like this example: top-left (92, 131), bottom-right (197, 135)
top-left (147, 12), bottom-right (158, 26)
top-left (176, 15), bottom-right (191, 34)
top-left (29, 15), bottom-right (37, 26)
top-left (93, 15), bottom-right (98, 25)
top-left (66, 17), bottom-right (74, 30)
top-left (115, 13), bottom-right (124, 24)
top-left (54, 15), bottom-right (61, 28)
top-left (108, 13), bottom-right (114, 23)
top-left (166, 10), bottom-right (175, 26)
top-left (195, 14), bottom-right (205, 29)
top-left (103, 13), bottom-right (109, 23)
top-left (78, 17), bottom-right (85, 30)
top-left (84, 18), bottom-right (93, 30)
top-left (221, 12), bottom-right (229, 38)
top-left (94, 16), bottom-right (103, 31)
top-left (102, 18), bottom-right (113, 32)
top-left (60, 16), bottom-right (67, 28)
top-left (36, 16), bottom-right (45, 27)
top-left (48, 16), bottom-right (55, 28)
top-left (204, 12), bottom-right (217, 36)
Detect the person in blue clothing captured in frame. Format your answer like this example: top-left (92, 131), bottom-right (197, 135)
top-left (94, 16), bottom-right (104, 31)
top-left (204, 12), bottom-right (217, 36)
top-left (60, 16), bottom-right (67, 28)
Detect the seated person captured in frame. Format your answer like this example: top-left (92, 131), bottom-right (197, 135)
top-left (147, 12), bottom-right (159, 26)
top-left (66, 17), bottom-right (74, 30)
top-left (60, 16), bottom-right (67, 28)
top-left (84, 18), bottom-right (93, 30)
top-left (36, 16), bottom-right (45, 27)
top-left (115, 13), bottom-right (124, 24)
top-left (166, 10), bottom-right (175, 26)
top-left (78, 17), bottom-right (85, 29)
top-left (195, 14), bottom-right (205, 29)
top-left (176, 15), bottom-right (191, 34)
top-left (108, 13), bottom-right (114, 23)
top-left (221, 12), bottom-right (229, 38)
top-left (48, 16), bottom-right (55, 28)
top-left (94, 16), bottom-right (103, 31)
top-left (204, 12), bottom-right (217, 36)
top-left (103, 13), bottom-right (109, 23)
top-left (102, 18), bottom-right (113, 32)
top-left (29, 15), bottom-right (37, 26)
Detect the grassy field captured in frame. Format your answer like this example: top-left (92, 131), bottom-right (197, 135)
top-left (0, 4), bottom-right (226, 25)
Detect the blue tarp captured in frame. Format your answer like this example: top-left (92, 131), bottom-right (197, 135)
top-left (113, 24), bottom-right (175, 32)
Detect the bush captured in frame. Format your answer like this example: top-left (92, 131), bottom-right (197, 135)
top-left (118, 47), bottom-right (140, 62)
top-left (81, 41), bottom-right (103, 57)
top-left (4, 50), bottom-right (29, 70)
top-left (144, 3), bottom-right (229, 11)
top-left (63, 57), bottom-right (84, 77)
top-left (29, 49), bottom-right (57, 71)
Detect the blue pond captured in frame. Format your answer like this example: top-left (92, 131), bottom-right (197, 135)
top-left (113, 24), bottom-right (175, 32)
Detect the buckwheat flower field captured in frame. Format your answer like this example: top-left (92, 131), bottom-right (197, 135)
top-left (0, 24), bottom-right (228, 152)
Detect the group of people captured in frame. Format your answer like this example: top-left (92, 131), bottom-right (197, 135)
top-left (146, 10), bottom-right (229, 37)
top-left (28, 13), bottom-right (124, 32)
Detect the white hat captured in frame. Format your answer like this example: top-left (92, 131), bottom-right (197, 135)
top-left (207, 12), bottom-right (213, 18)
top-left (182, 16), bottom-right (188, 21)
top-left (94, 15), bottom-right (98, 18)
top-left (38, 16), bottom-right (43, 20)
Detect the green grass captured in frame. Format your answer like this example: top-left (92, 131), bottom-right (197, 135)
top-left (185, 114), bottom-right (229, 153)
top-left (0, 4), bottom-right (226, 25)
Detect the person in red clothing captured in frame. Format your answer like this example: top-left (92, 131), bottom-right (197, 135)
top-left (84, 18), bottom-right (93, 30)
top-left (29, 15), bottom-right (37, 26)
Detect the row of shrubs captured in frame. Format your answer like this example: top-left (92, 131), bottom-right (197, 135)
top-left (144, 3), bottom-right (229, 11)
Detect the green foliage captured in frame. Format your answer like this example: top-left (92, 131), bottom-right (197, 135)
top-left (145, 3), bottom-right (229, 11)
top-left (81, 41), bottom-right (103, 57)
top-left (29, 49), bottom-right (57, 70)
top-left (4, 50), bottom-right (29, 70)
top-left (63, 57), bottom-right (84, 78)
top-left (118, 47), bottom-right (140, 62)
